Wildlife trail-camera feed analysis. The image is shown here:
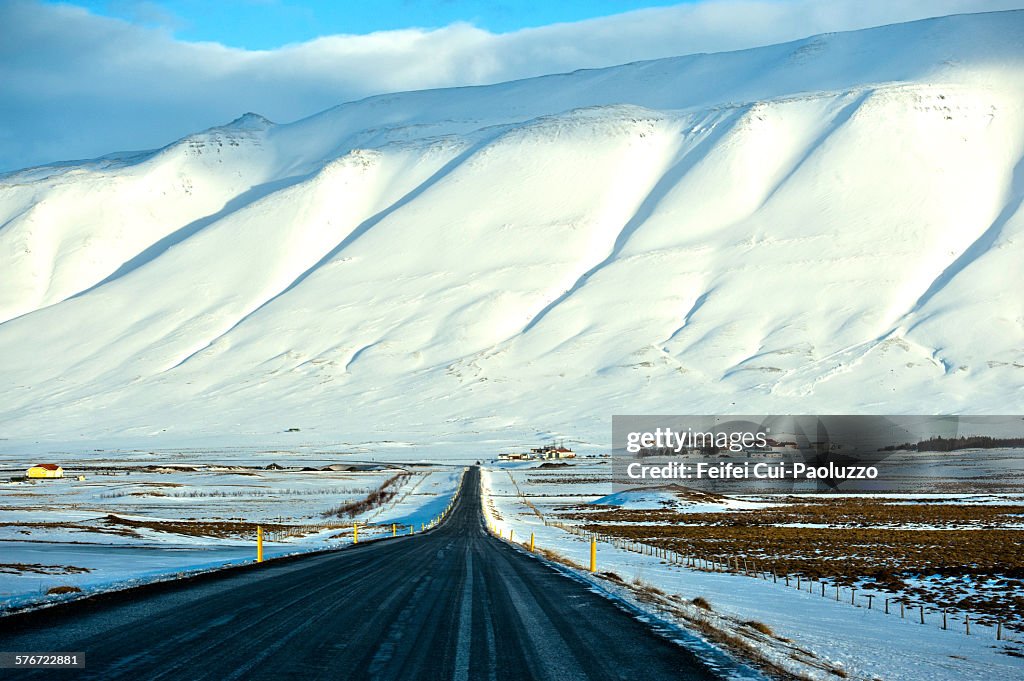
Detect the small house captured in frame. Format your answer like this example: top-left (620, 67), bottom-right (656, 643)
top-left (498, 453), bottom-right (530, 461)
top-left (27, 464), bottom-right (63, 479)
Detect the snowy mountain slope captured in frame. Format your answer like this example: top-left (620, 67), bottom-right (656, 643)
top-left (0, 11), bottom-right (1022, 445)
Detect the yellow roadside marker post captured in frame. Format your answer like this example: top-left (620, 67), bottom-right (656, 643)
top-left (257, 525), bottom-right (264, 563)
top-left (409, 524), bottom-right (414, 535)
top-left (530, 532), bottom-right (535, 552)
top-left (392, 523), bottom-right (397, 537)
top-left (353, 523), bottom-right (358, 544)
top-left (510, 529), bottom-right (514, 542)
top-left (590, 538), bottom-right (596, 573)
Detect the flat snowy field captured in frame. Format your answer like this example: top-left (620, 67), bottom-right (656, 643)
top-left (0, 449), bottom-right (462, 611)
top-left (482, 458), bottom-right (1024, 681)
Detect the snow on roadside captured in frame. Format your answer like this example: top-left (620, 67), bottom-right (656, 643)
top-left (481, 466), bottom-right (1024, 681)
top-left (0, 468), bottom-right (464, 614)
top-left (0, 541), bottom-right (286, 612)
top-left (591, 489), bottom-right (772, 513)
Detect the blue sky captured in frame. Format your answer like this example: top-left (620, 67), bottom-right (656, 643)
top-left (63, 1), bottom-right (695, 47)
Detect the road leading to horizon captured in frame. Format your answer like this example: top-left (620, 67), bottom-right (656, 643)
top-left (0, 467), bottom-right (728, 680)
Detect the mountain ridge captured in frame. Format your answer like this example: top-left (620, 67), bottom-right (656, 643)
top-left (0, 10), bottom-right (1022, 445)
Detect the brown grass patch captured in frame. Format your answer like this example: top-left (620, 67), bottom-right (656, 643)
top-left (0, 563), bottom-right (92, 575)
top-left (322, 472), bottom-right (410, 518)
top-left (46, 585), bottom-right (82, 595)
top-left (692, 596), bottom-right (712, 611)
top-left (104, 515), bottom-right (304, 538)
top-left (743, 620), bottom-right (774, 636)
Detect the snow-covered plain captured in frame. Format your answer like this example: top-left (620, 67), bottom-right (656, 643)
top-left (482, 461), bottom-right (1024, 681)
top-left (0, 11), bottom-right (1023, 451)
top-left (0, 452), bottom-right (462, 611)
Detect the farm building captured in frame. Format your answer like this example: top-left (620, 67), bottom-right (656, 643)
top-left (530, 445), bottom-right (576, 459)
top-left (549, 447), bottom-right (575, 459)
top-left (27, 463), bottom-right (64, 478)
top-left (498, 453), bottom-right (531, 461)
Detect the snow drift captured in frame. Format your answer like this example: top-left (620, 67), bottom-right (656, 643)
top-left (1, 11), bottom-right (1023, 445)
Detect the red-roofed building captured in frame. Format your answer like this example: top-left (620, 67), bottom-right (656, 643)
top-left (27, 463), bottom-right (63, 479)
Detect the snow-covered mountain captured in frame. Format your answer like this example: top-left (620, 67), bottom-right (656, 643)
top-left (1, 11), bottom-right (1022, 446)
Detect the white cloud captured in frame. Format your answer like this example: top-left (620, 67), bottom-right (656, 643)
top-left (1, 0), bottom-right (1022, 171)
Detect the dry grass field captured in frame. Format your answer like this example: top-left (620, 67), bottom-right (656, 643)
top-left (560, 496), bottom-right (1024, 628)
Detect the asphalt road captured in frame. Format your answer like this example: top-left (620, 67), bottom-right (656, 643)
top-left (0, 467), bottom-right (723, 680)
